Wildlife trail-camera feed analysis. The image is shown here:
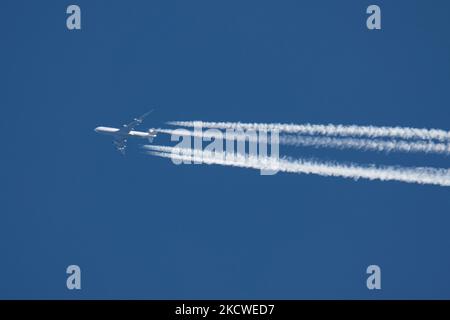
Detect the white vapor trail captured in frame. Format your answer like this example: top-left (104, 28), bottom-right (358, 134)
top-left (143, 145), bottom-right (450, 187)
top-left (280, 135), bottom-right (450, 155)
top-left (155, 128), bottom-right (259, 143)
top-left (167, 121), bottom-right (450, 142)
top-left (157, 128), bottom-right (450, 155)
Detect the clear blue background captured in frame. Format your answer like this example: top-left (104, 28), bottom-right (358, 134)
top-left (1, 0), bottom-right (450, 299)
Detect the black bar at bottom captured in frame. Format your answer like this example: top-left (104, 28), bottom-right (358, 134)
top-left (0, 300), bottom-right (447, 318)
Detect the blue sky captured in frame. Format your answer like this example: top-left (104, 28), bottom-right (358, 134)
top-left (1, 0), bottom-right (450, 298)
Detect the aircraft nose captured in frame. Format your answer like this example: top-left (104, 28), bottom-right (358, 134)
top-left (94, 127), bottom-right (100, 132)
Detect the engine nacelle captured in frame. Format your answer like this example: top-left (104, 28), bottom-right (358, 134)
top-left (148, 129), bottom-right (157, 142)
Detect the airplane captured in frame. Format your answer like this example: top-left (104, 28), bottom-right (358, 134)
top-left (94, 110), bottom-right (157, 155)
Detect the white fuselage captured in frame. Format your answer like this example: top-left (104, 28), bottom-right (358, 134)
top-left (94, 126), bottom-right (153, 138)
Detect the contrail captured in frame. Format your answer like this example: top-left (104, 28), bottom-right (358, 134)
top-left (157, 128), bottom-right (450, 155)
top-left (155, 128), bottom-right (259, 143)
top-left (143, 145), bottom-right (450, 187)
top-left (167, 121), bottom-right (450, 142)
top-left (280, 135), bottom-right (450, 155)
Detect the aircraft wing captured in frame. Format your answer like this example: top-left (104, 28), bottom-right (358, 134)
top-left (113, 137), bottom-right (127, 155)
top-left (120, 110), bottom-right (154, 132)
